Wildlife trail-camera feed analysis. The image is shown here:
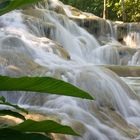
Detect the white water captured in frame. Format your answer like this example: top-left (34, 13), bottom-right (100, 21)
top-left (1, 1), bottom-right (140, 140)
top-left (124, 32), bottom-right (140, 48)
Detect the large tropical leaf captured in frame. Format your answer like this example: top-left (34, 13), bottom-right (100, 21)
top-left (0, 76), bottom-right (94, 100)
top-left (11, 119), bottom-right (79, 136)
top-left (0, 128), bottom-right (51, 140)
top-left (0, 0), bottom-right (41, 16)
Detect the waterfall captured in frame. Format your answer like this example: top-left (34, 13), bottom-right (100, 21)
top-left (1, 0), bottom-right (140, 139)
top-left (124, 32), bottom-right (140, 48)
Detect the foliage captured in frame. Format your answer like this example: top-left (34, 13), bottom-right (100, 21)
top-left (114, 0), bottom-right (140, 22)
top-left (0, 128), bottom-right (52, 140)
top-left (0, 62), bottom-right (93, 139)
top-left (0, 75), bottom-right (92, 138)
top-left (61, 0), bottom-right (104, 17)
top-left (0, 0), bottom-right (41, 15)
top-left (0, 76), bottom-right (93, 99)
top-left (60, 0), bottom-right (140, 22)
top-left (0, 76), bottom-right (91, 138)
top-left (12, 119), bottom-right (79, 135)
top-left (0, 96), bottom-right (80, 139)
top-left (105, 0), bottom-right (140, 22)
top-left (0, 75), bottom-right (93, 139)
top-left (0, 119), bottom-right (79, 139)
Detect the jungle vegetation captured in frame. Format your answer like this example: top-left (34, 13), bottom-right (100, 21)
top-left (60, 0), bottom-right (140, 22)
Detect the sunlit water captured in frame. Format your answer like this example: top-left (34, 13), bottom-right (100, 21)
top-left (0, 0), bottom-right (140, 139)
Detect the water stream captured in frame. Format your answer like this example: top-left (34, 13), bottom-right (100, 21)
top-left (0, 0), bottom-right (140, 140)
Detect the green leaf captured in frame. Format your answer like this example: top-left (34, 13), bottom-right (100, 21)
top-left (0, 0), bottom-right (42, 16)
top-left (0, 110), bottom-right (25, 120)
top-left (0, 96), bottom-right (6, 102)
top-left (0, 0), bottom-right (41, 15)
top-left (11, 119), bottom-right (80, 136)
top-left (0, 128), bottom-right (51, 140)
top-left (0, 76), bottom-right (94, 100)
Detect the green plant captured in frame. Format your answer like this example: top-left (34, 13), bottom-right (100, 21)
top-left (0, 0), bottom-right (41, 15)
top-left (60, 0), bottom-right (140, 22)
top-left (0, 76), bottom-right (93, 139)
top-left (0, 76), bottom-right (93, 99)
top-left (0, 97), bottom-right (79, 139)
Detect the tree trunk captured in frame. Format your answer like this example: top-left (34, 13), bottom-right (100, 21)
top-left (103, 0), bottom-right (107, 19)
top-left (121, 0), bottom-right (126, 21)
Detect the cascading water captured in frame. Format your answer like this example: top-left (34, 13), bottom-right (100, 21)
top-left (1, 0), bottom-right (140, 140)
top-left (124, 32), bottom-right (140, 48)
